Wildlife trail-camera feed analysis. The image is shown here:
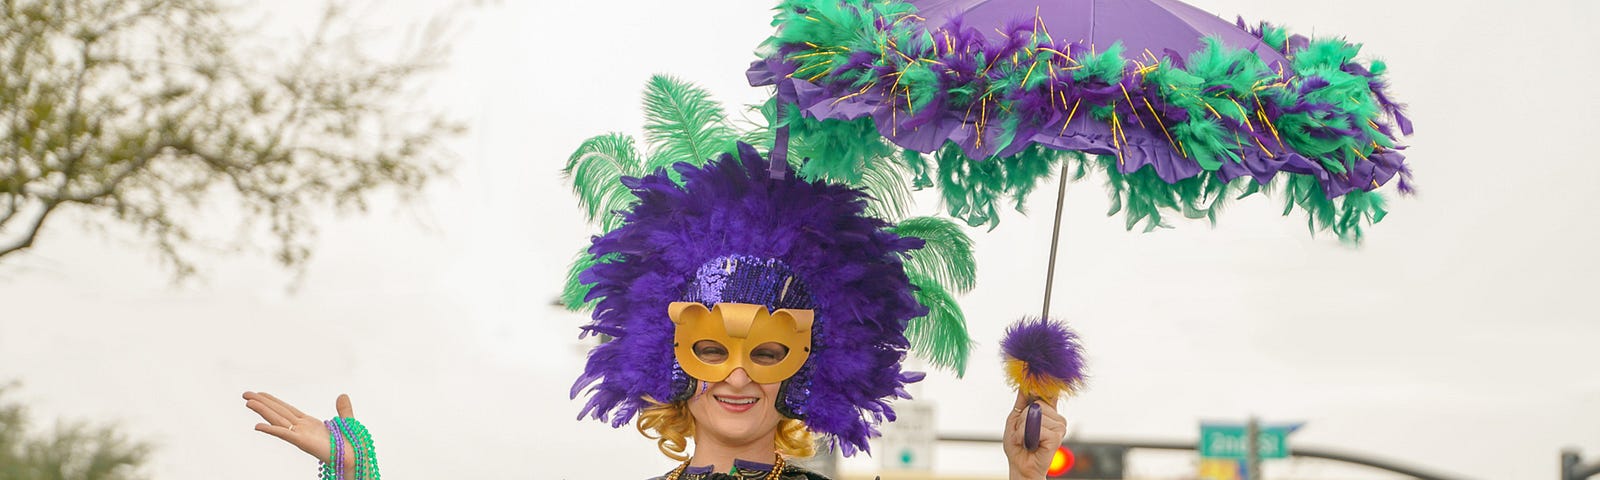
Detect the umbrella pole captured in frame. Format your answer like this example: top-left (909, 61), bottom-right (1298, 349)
top-left (1040, 161), bottom-right (1070, 320)
top-left (770, 100), bottom-right (791, 180)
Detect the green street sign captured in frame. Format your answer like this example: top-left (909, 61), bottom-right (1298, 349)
top-left (1198, 423), bottom-right (1301, 459)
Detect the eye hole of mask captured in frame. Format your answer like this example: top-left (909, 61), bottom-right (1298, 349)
top-left (692, 340), bottom-right (792, 367)
top-left (749, 342), bottom-right (790, 366)
top-left (693, 340), bottom-right (729, 364)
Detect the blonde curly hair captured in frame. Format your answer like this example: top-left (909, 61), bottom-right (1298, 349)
top-left (636, 399), bottom-right (816, 461)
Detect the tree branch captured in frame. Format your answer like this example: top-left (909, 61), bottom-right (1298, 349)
top-left (0, 192), bottom-right (18, 229)
top-left (0, 199), bottom-right (58, 257)
top-left (0, 0), bottom-right (465, 278)
top-left (52, 146), bottom-right (158, 203)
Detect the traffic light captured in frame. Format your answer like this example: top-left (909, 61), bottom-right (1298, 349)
top-left (1046, 443), bottom-right (1128, 479)
top-left (1047, 446), bottom-right (1075, 476)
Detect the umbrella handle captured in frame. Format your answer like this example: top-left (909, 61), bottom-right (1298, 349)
top-left (1024, 402), bottom-right (1042, 450)
top-left (770, 122), bottom-right (789, 179)
top-left (770, 101), bottom-right (790, 179)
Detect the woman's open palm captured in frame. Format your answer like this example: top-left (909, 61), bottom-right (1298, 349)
top-left (243, 391), bottom-right (356, 467)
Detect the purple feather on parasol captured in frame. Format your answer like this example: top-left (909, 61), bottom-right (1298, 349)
top-left (1001, 316), bottom-right (1087, 450)
top-left (1002, 316), bottom-right (1088, 399)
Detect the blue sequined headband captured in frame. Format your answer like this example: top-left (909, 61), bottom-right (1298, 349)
top-left (683, 255), bottom-right (815, 310)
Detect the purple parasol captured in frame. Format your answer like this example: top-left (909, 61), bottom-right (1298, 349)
top-left (751, 0), bottom-right (1415, 370)
top-left (750, 0), bottom-right (1412, 205)
top-left (911, 0), bottom-right (1291, 68)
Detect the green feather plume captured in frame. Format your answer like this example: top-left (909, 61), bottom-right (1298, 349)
top-left (935, 143), bottom-right (1005, 228)
top-left (642, 74), bottom-right (739, 174)
top-left (560, 250), bottom-right (617, 311)
top-left (905, 271), bottom-right (972, 376)
top-left (934, 143), bottom-right (1069, 229)
top-left (900, 148), bottom-right (934, 189)
top-left (1097, 155), bottom-right (1248, 233)
top-left (565, 76), bottom-right (742, 233)
top-left (563, 133), bottom-right (642, 232)
top-left (561, 76), bottom-right (746, 312)
top-left (790, 116), bottom-right (897, 185)
top-left (857, 152), bottom-right (916, 221)
top-left (891, 216), bottom-right (977, 294)
top-left (1279, 175), bottom-right (1388, 243)
top-left (1000, 146), bottom-right (1072, 213)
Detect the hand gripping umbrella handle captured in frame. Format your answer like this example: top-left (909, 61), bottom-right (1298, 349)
top-left (1024, 402), bottom-right (1042, 450)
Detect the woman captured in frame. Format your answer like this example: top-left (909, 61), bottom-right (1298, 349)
top-left (243, 145), bottom-right (1068, 479)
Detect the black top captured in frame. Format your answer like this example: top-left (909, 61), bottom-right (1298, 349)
top-left (645, 458), bottom-right (832, 480)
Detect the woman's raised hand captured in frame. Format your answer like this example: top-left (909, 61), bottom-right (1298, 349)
top-left (1002, 392), bottom-right (1068, 480)
top-left (242, 391), bottom-right (356, 472)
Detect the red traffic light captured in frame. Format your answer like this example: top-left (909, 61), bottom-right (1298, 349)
top-left (1048, 446), bottom-right (1076, 476)
top-left (1048, 443), bottom-right (1128, 479)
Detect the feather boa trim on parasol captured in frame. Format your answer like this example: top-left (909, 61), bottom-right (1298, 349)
top-left (751, 0), bottom-right (1413, 240)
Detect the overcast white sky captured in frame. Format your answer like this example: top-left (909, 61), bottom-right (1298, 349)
top-left (1, 0), bottom-right (1597, 479)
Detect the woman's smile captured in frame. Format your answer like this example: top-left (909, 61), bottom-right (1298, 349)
top-left (713, 394), bottom-right (759, 412)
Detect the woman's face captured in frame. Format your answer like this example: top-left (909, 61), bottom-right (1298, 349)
top-left (685, 342), bottom-right (789, 448)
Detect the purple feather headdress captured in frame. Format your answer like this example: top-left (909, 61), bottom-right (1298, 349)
top-left (570, 143), bottom-right (928, 455)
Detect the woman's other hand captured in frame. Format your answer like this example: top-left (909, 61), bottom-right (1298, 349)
top-left (243, 391), bottom-right (356, 473)
top-left (1003, 391), bottom-right (1067, 480)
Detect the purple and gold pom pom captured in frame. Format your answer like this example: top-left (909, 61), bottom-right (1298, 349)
top-left (1001, 316), bottom-right (1087, 400)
